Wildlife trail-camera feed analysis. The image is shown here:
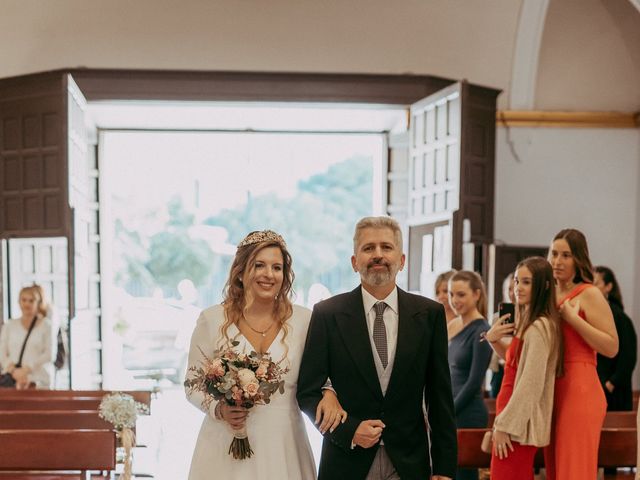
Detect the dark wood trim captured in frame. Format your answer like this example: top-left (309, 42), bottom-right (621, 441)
top-left (40, 68), bottom-right (462, 104)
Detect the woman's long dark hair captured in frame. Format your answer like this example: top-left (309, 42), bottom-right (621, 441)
top-left (515, 257), bottom-right (564, 377)
top-left (594, 265), bottom-right (624, 309)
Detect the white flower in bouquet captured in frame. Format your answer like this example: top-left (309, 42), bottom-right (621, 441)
top-left (237, 368), bottom-right (257, 387)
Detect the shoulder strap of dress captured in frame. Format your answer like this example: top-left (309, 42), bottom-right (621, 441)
top-left (563, 283), bottom-right (593, 302)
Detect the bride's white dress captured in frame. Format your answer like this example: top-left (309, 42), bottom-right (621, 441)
top-left (185, 304), bottom-right (317, 480)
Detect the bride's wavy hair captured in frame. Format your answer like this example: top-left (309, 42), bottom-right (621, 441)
top-left (219, 231), bottom-right (294, 358)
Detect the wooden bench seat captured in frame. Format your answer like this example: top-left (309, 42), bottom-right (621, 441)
top-left (0, 399), bottom-right (103, 411)
top-left (0, 410), bottom-right (111, 430)
top-left (0, 390), bottom-right (152, 412)
top-left (0, 473), bottom-right (108, 479)
top-left (603, 411), bottom-right (637, 428)
top-left (0, 429), bottom-right (115, 479)
top-left (457, 427), bottom-right (637, 469)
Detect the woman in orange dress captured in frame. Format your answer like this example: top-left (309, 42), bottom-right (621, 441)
top-left (544, 229), bottom-right (618, 479)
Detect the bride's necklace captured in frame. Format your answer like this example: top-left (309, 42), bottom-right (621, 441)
top-left (242, 315), bottom-right (275, 338)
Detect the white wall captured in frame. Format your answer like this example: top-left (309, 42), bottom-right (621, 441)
top-left (495, 126), bottom-right (640, 382)
top-left (0, 0), bottom-right (521, 107)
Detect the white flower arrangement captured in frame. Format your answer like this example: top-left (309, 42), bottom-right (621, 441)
top-left (98, 392), bottom-right (149, 430)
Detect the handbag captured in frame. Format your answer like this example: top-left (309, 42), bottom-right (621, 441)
top-left (0, 316), bottom-right (38, 389)
top-left (480, 430), bottom-right (493, 454)
top-left (54, 327), bottom-right (66, 370)
top-left (0, 372), bottom-right (16, 387)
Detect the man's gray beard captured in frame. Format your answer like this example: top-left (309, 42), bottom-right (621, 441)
top-left (359, 265), bottom-right (398, 286)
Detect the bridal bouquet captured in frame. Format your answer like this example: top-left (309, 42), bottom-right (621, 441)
top-left (184, 341), bottom-right (289, 460)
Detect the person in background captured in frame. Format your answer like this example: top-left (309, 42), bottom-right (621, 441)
top-left (594, 266), bottom-right (637, 411)
top-left (489, 273), bottom-right (516, 398)
top-left (485, 257), bottom-right (563, 480)
top-left (544, 229), bottom-right (618, 480)
top-left (434, 270), bottom-right (461, 340)
top-left (0, 285), bottom-right (55, 389)
top-left (448, 270), bottom-right (492, 480)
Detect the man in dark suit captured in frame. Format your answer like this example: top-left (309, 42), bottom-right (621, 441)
top-left (297, 216), bottom-right (456, 480)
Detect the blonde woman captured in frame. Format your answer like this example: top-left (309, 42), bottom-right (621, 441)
top-left (434, 270), bottom-right (461, 340)
top-left (0, 285), bottom-right (55, 389)
top-left (185, 230), bottom-right (343, 480)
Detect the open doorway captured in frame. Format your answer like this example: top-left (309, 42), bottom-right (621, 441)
top-left (92, 101), bottom-right (407, 389)
top-left (90, 101), bottom-right (406, 476)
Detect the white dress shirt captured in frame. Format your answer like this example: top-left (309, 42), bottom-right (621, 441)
top-left (361, 286), bottom-right (399, 395)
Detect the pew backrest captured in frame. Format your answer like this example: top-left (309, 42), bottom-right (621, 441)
top-left (0, 410), bottom-right (111, 430)
top-left (0, 429), bottom-right (116, 470)
top-left (0, 390), bottom-right (152, 411)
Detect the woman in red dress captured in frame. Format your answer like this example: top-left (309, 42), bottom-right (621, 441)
top-left (485, 257), bottom-right (563, 480)
top-left (544, 229), bottom-right (618, 479)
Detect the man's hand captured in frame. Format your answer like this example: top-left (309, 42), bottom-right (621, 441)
top-left (432, 476), bottom-right (452, 479)
top-left (605, 380), bottom-right (615, 393)
top-left (352, 419), bottom-right (385, 448)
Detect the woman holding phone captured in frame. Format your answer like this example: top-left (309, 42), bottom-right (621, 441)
top-left (484, 257), bottom-right (563, 479)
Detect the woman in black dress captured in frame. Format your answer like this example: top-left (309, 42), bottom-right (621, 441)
top-left (594, 266), bottom-right (637, 411)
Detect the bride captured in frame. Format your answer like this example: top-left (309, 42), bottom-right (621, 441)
top-left (185, 230), bottom-right (345, 479)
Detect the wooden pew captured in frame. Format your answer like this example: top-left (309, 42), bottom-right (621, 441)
top-left (0, 398), bottom-right (103, 411)
top-left (0, 410), bottom-right (111, 430)
top-left (484, 398), bottom-right (496, 412)
top-left (598, 428), bottom-right (637, 468)
top-left (0, 429), bottom-right (115, 480)
top-left (0, 390), bottom-right (152, 412)
top-left (603, 411), bottom-right (637, 428)
top-left (457, 427), bottom-right (637, 469)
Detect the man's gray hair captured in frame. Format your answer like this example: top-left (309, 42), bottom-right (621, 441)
top-left (353, 216), bottom-right (403, 252)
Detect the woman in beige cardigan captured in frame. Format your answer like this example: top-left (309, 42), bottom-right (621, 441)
top-left (483, 257), bottom-right (564, 480)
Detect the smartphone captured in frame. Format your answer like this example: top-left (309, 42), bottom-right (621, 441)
top-left (499, 302), bottom-right (515, 326)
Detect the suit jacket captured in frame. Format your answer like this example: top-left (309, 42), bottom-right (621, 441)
top-left (297, 286), bottom-right (457, 480)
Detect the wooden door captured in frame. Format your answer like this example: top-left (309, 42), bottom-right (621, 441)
top-left (385, 131), bottom-right (410, 289)
top-left (405, 81), bottom-right (499, 296)
top-left (0, 71), bottom-right (102, 388)
top-left (66, 75), bottom-right (102, 389)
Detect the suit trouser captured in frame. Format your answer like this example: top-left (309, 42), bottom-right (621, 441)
top-left (365, 446), bottom-right (400, 480)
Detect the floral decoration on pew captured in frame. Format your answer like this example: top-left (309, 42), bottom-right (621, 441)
top-left (184, 342), bottom-right (289, 460)
top-left (99, 392), bottom-right (149, 480)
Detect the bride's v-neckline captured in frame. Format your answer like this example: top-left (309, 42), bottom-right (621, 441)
top-left (232, 323), bottom-right (282, 355)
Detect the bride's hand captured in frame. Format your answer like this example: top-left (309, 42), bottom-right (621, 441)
top-left (219, 403), bottom-right (249, 429)
top-left (316, 389), bottom-right (348, 434)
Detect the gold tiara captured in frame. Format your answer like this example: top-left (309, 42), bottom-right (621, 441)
top-left (237, 230), bottom-right (287, 249)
